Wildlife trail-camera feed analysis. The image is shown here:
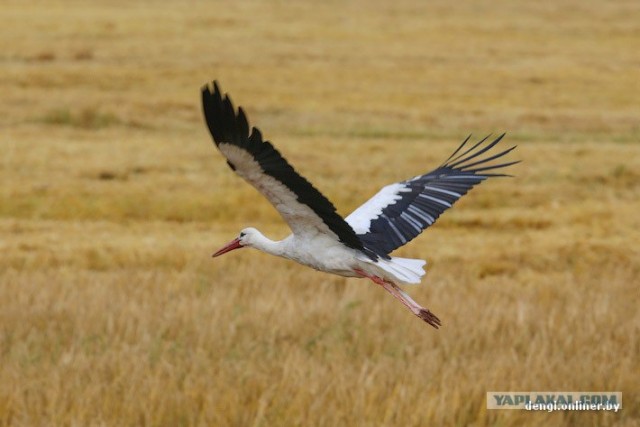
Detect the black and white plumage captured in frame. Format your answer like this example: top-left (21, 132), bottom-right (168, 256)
top-left (202, 81), bottom-right (518, 328)
top-left (347, 134), bottom-right (518, 255)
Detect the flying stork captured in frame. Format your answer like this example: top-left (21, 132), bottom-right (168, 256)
top-left (201, 81), bottom-right (518, 329)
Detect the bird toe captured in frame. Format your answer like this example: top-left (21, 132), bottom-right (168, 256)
top-left (418, 309), bottom-right (441, 329)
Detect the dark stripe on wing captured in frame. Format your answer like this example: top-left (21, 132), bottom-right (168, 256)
top-left (201, 81), bottom-right (376, 258)
top-left (357, 134), bottom-right (519, 255)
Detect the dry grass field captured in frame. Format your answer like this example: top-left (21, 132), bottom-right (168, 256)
top-left (1, 0), bottom-right (639, 425)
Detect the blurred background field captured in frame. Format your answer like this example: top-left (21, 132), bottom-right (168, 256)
top-left (1, 0), bottom-right (639, 426)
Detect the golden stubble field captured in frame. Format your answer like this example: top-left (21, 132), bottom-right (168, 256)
top-left (1, 0), bottom-right (639, 426)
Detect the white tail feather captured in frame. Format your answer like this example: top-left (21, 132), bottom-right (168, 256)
top-left (391, 257), bottom-right (427, 274)
top-left (387, 257), bottom-right (427, 284)
top-left (357, 254), bottom-right (427, 285)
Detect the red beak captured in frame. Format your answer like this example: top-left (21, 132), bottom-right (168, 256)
top-left (212, 237), bottom-right (243, 257)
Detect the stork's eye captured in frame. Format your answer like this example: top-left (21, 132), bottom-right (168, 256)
top-left (239, 232), bottom-right (246, 237)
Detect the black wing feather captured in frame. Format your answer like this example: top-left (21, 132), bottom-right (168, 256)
top-left (201, 81), bottom-right (374, 258)
top-left (349, 134), bottom-right (519, 255)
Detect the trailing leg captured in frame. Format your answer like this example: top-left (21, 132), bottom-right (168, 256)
top-left (354, 269), bottom-right (441, 329)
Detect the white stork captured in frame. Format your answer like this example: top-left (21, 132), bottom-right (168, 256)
top-left (202, 81), bottom-right (518, 328)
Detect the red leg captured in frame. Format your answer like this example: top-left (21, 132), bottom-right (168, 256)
top-left (354, 269), bottom-right (441, 329)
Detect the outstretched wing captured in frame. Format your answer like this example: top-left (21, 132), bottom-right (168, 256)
top-left (346, 134), bottom-right (518, 255)
top-left (201, 81), bottom-right (374, 257)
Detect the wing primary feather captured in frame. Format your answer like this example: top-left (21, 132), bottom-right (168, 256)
top-left (455, 144), bottom-right (516, 171)
top-left (213, 81), bottom-right (222, 99)
top-left (425, 186), bottom-right (462, 198)
top-left (464, 160), bottom-right (521, 174)
top-left (249, 126), bottom-right (262, 144)
top-left (237, 107), bottom-right (250, 139)
top-left (445, 134), bottom-right (491, 166)
top-left (441, 134), bottom-right (472, 165)
top-left (447, 133), bottom-right (505, 169)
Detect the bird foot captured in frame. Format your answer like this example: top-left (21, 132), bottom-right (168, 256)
top-left (354, 268), bottom-right (441, 329)
top-left (418, 308), bottom-right (441, 329)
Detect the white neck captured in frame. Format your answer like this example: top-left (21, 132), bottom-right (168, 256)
top-left (248, 230), bottom-right (288, 257)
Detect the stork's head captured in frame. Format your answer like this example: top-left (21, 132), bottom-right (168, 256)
top-left (212, 227), bottom-right (259, 257)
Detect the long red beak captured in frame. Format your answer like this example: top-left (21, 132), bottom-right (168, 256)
top-left (212, 238), bottom-right (243, 257)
